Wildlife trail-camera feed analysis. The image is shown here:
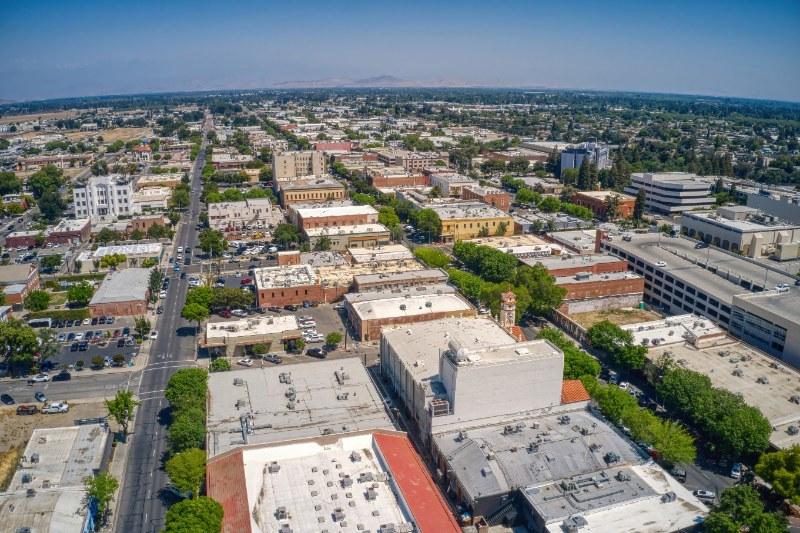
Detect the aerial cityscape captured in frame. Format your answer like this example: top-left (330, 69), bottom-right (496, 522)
top-left (0, 2), bottom-right (799, 533)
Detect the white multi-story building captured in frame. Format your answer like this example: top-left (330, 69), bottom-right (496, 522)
top-left (73, 174), bottom-right (139, 222)
top-left (625, 172), bottom-right (715, 214)
top-left (560, 141), bottom-right (611, 177)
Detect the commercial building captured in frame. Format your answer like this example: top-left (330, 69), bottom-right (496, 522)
top-left (554, 271), bottom-right (645, 313)
top-left (134, 172), bottom-right (183, 190)
top-left (380, 317), bottom-right (563, 441)
top-left (518, 176), bottom-right (564, 195)
top-left (430, 203), bottom-right (515, 242)
top-left (305, 223), bottom-right (391, 251)
top-left (211, 152), bottom-right (254, 170)
top-left (346, 244), bottom-right (415, 265)
top-left (547, 228), bottom-right (599, 254)
top-left (46, 218), bottom-right (91, 245)
top-left (375, 149), bottom-right (447, 172)
top-left (208, 198), bottom-right (284, 237)
top-left (73, 174), bottom-right (138, 222)
top-left (571, 190), bottom-right (636, 219)
top-left (680, 206), bottom-right (800, 259)
top-left (746, 189), bottom-right (800, 224)
top-left (0, 422), bottom-right (110, 533)
top-left (0, 263), bottom-right (40, 306)
top-left (353, 268), bottom-right (448, 292)
top-left (559, 142), bottom-right (611, 177)
top-left (272, 150), bottom-right (326, 179)
top-left (600, 233), bottom-right (800, 367)
top-left (125, 214), bottom-right (170, 236)
top-left (624, 172), bottom-right (715, 214)
top-left (76, 243), bottom-right (163, 273)
top-left (295, 204), bottom-right (378, 230)
top-left (253, 263), bottom-right (323, 307)
top-left (462, 184), bottom-right (511, 211)
top-left (366, 166), bottom-right (428, 189)
top-left (15, 153), bottom-right (93, 171)
top-left (202, 315), bottom-right (301, 357)
top-left (427, 172), bottom-right (476, 197)
top-left (529, 253), bottom-right (630, 278)
top-left (206, 357), bottom-right (394, 457)
top-left (277, 176), bottom-right (347, 207)
top-left (88, 268), bottom-right (150, 317)
top-left (206, 430), bottom-right (460, 533)
top-left (467, 234), bottom-right (560, 258)
top-left (345, 285), bottom-right (475, 341)
top-left (132, 186), bottom-right (172, 211)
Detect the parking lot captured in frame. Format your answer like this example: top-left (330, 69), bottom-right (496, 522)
top-left (39, 316), bottom-right (142, 370)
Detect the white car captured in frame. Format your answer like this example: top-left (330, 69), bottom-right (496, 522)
top-left (237, 358), bottom-right (254, 367)
top-left (73, 332), bottom-right (84, 341)
top-left (83, 318), bottom-right (91, 325)
top-left (150, 330), bottom-right (158, 340)
top-left (693, 490), bottom-right (716, 502)
top-left (655, 261), bottom-right (667, 267)
top-left (268, 246), bottom-right (278, 253)
top-left (300, 323), bottom-right (316, 330)
top-left (231, 309), bottom-right (247, 317)
top-left (305, 335), bottom-right (324, 343)
top-left (159, 290), bottom-right (167, 299)
top-left (42, 401), bottom-right (69, 414)
top-left (29, 373), bottom-right (50, 383)
top-left (222, 253), bottom-right (232, 259)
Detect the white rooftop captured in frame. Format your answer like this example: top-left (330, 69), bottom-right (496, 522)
top-left (305, 223), bottom-right (389, 238)
top-left (254, 264), bottom-right (319, 289)
top-left (205, 315), bottom-right (299, 342)
top-left (295, 204), bottom-right (377, 219)
top-left (621, 314), bottom-right (725, 348)
top-left (348, 290), bottom-right (472, 321)
top-left (347, 244), bottom-right (414, 264)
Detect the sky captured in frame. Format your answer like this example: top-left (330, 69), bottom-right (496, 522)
top-left (1, 0), bottom-right (799, 102)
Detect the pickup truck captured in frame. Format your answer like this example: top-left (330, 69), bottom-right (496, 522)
top-left (42, 401), bottom-right (69, 414)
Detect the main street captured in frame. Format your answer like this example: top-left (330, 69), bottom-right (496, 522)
top-left (115, 117), bottom-right (209, 533)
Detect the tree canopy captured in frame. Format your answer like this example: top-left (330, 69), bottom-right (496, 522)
top-left (163, 496), bottom-right (224, 533)
top-left (165, 448), bottom-right (206, 498)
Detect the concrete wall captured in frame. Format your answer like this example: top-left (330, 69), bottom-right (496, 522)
top-left (559, 277), bottom-right (644, 301)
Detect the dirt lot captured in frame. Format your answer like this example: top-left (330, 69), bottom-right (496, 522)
top-left (0, 110), bottom-right (79, 124)
top-left (0, 402), bottom-right (107, 490)
top-left (570, 308), bottom-right (663, 329)
top-left (65, 127), bottom-right (152, 143)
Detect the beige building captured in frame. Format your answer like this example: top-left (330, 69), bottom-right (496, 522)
top-left (208, 198), bottom-right (284, 235)
top-left (272, 150), bottom-right (326, 179)
top-left (202, 315), bottom-right (301, 357)
top-left (277, 176), bottom-right (347, 207)
top-left (304, 223), bottom-right (391, 251)
top-left (431, 202), bottom-right (515, 242)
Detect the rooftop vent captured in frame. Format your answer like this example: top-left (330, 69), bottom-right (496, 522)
top-left (268, 462), bottom-right (280, 474)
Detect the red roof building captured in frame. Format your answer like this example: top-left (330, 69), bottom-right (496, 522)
top-left (561, 379), bottom-right (591, 404)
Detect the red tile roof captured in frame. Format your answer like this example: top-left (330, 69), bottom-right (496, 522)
top-left (561, 379), bottom-right (591, 404)
top-left (373, 432), bottom-right (461, 533)
top-left (506, 325), bottom-right (526, 342)
top-left (206, 450), bottom-right (252, 533)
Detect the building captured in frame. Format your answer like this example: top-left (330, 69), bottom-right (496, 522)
top-left (559, 142), bottom-right (611, 177)
top-left (4, 230), bottom-right (40, 249)
top-left (462, 185), bottom-right (511, 211)
top-left (353, 268), bottom-right (448, 292)
top-left (132, 143), bottom-right (152, 162)
top-left (134, 173), bottom-right (183, 190)
top-left (466, 234), bottom-right (560, 259)
top-left (206, 430), bottom-right (460, 533)
top-left (624, 314), bottom-right (800, 449)
top-left (76, 243), bottom-right (163, 272)
top-left (73, 174), bottom-right (138, 222)
top-left (272, 150), bottom-right (326, 179)
top-left (15, 153), bottom-right (93, 171)
top-left (0, 263), bottom-right (40, 306)
top-left (375, 149), bottom-right (447, 172)
top-left (206, 357), bottom-right (394, 456)
top-left (600, 232), bottom-right (800, 368)
top-left (253, 263), bottom-right (323, 307)
top-left (571, 190), bottom-right (636, 220)
top-left (46, 218), bottom-right (91, 245)
top-left (745, 189), bottom-right (800, 224)
top-left (624, 172), bottom-right (715, 214)
top-left (132, 186), bottom-right (172, 211)
top-left (430, 203), bottom-right (515, 242)
top-left (211, 152), bottom-right (254, 170)
top-left (548, 228), bottom-right (599, 254)
top-left (277, 176), bottom-right (347, 207)
top-left (518, 176), bottom-right (564, 195)
top-left (313, 140), bottom-right (353, 152)
top-left (295, 204), bottom-right (378, 230)
top-left (202, 315), bottom-right (301, 357)
top-left (427, 172), bottom-right (476, 197)
top-left (125, 214), bottom-right (170, 236)
top-left (305, 223), bottom-right (391, 251)
top-left (88, 268), bottom-right (150, 317)
top-left (433, 410), bottom-right (707, 531)
top-left (553, 270), bottom-right (644, 313)
top-left (680, 206), bottom-right (800, 259)
top-left (208, 198), bottom-right (284, 236)
top-left (380, 317), bottom-right (563, 442)
top-left (366, 166), bottom-right (428, 189)
top-left (346, 244), bottom-right (415, 265)
top-left (345, 285), bottom-right (476, 341)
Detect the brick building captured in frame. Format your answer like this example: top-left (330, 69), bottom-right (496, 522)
top-left (277, 176), bottom-right (347, 207)
top-left (352, 268), bottom-right (449, 292)
top-left (46, 218), bottom-right (91, 245)
top-left (4, 230), bottom-right (40, 249)
top-left (571, 190), bottom-right (636, 220)
top-left (462, 185), bottom-right (511, 211)
top-left (254, 264), bottom-right (325, 307)
top-left (125, 214), bottom-right (170, 236)
top-left (0, 264), bottom-right (40, 306)
top-left (295, 204), bottom-right (378, 230)
top-left (313, 141), bottom-right (352, 152)
top-left (366, 166), bottom-right (429, 189)
top-left (528, 254), bottom-right (631, 278)
top-left (554, 271), bottom-right (645, 303)
top-left (88, 268), bottom-right (150, 317)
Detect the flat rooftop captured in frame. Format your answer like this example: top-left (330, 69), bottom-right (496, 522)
top-left (733, 288), bottom-right (800, 326)
top-left (530, 253), bottom-right (624, 271)
top-left (89, 268), bottom-right (150, 304)
top-left (207, 358), bottom-right (394, 457)
top-left (346, 288), bottom-right (472, 321)
top-left (279, 176), bottom-right (343, 190)
top-left (253, 263), bottom-right (319, 289)
top-left (574, 190), bottom-right (636, 201)
top-left (347, 244), bottom-right (414, 264)
top-left (10, 424), bottom-right (109, 491)
top-left (555, 271), bottom-right (641, 285)
top-left (549, 229), bottom-right (597, 253)
top-left (295, 204), bottom-right (377, 218)
top-left (80, 242), bottom-right (162, 260)
top-left (205, 315), bottom-right (299, 344)
top-left (648, 341), bottom-right (800, 449)
top-left (305, 223), bottom-right (389, 237)
top-left (683, 210), bottom-right (799, 232)
top-left (430, 202), bottom-right (509, 220)
top-left (621, 314), bottom-right (725, 347)
top-left (353, 267), bottom-right (448, 287)
top-left (466, 234), bottom-right (550, 248)
top-left (0, 489), bottom-right (87, 533)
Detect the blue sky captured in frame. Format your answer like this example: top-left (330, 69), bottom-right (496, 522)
top-left (1, 0), bottom-right (798, 102)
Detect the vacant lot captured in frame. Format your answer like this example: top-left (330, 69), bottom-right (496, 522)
top-left (0, 110), bottom-right (79, 124)
top-left (65, 127), bottom-right (152, 143)
top-left (570, 308), bottom-right (663, 329)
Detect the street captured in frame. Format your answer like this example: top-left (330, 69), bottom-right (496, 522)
top-left (114, 117), bottom-right (209, 533)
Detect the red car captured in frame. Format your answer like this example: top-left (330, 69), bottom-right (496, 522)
top-left (219, 309), bottom-right (232, 318)
top-left (240, 277), bottom-right (253, 285)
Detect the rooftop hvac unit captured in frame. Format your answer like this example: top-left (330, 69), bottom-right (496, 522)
top-left (268, 462), bottom-right (280, 473)
top-left (30, 453), bottom-right (39, 464)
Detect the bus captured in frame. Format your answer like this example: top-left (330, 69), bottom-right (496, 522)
top-left (27, 318), bottom-right (52, 329)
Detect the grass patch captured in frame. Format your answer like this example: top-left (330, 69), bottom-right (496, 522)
top-left (0, 446), bottom-right (23, 492)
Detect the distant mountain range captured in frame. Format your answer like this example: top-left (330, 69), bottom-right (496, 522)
top-left (273, 75), bottom-right (486, 88)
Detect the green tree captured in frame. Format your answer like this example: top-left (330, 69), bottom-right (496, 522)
top-left (149, 268), bottom-right (164, 303)
top-left (514, 187), bottom-right (538, 205)
top-left (84, 472), bottom-right (119, 525)
top-left (91, 355), bottom-right (104, 368)
top-left (209, 358), bottom-right (231, 372)
top-left (165, 448), bottom-right (206, 498)
top-left (515, 264), bottom-right (566, 315)
top-left (169, 407), bottom-right (206, 452)
top-left (105, 389), bottom-right (139, 437)
top-left (378, 206), bottom-right (400, 228)
top-left (165, 368), bottom-right (208, 412)
top-left (27, 165), bottom-right (64, 199)
top-left (705, 485), bottom-right (786, 533)
top-left (24, 290), bottom-right (51, 311)
top-left (0, 171), bottom-right (22, 195)
top-left (537, 327), bottom-right (601, 379)
top-left (413, 209), bottom-right (442, 241)
top-left (272, 223), bottom-right (300, 248)
top-left (495, 221), bottom-right (509, 236)
top-left (134, 316), bottom-right (151, 338)
top-left (587, 320), bottom-right (646, 370)
top-left (633, 188), bottom-right (646, 221)
top-left (99, 253), bottom-right (127, 270)
top-left (538, 196), bottom-right (561, 212)
top-left (170, 188), bottom-right (190, 209)
top-left (96, 227), bottom-right (121, 245)
top-left (211, 287), bottom-right (253, 310)
top-left (198, 229), bottom-right (226, 257)
top-left (163, 497), bottom-right (223, 533)
top-left (39, 254), bottom-right (62, 272)
top-left (67, 281), bottom-right (94, 305)
top-left (413, 247), bottom-right (450, 268)
top-left (755, 446), bottom-right (800, 504)
top-left (182, 303), bottom-right (210, 333)
top-left (186, 286), bottom-right (215, 308)
top-left (38, 189), bottom-right (66, 221)
top-left (313, 235), bottom-right (332, 251)
top-left (325, 331), bottom-right (343, 347)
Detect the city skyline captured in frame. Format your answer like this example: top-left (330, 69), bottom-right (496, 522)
top-left (1, 0), bottom-right (799, 103)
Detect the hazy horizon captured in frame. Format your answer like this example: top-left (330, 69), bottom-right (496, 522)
top-left (2, 0), bottom-right (798, 103)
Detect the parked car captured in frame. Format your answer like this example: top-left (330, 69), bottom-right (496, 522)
top-left (267, 306), bottom-right (282, 313)
top-left (82, 318), bottom-right (91, 325)
top-left (117, 338), bottom-right (126, 348)
top-left (57, 333), bottom-right (66, 342)
top-left (79, 341), bottom-right (89, 351)
top-left (70, 342), bottom-right (79, 352)
top-left (159, 290), bottom-right (168, 299)
top-left (150, 330), bottom-right (158, 340)
top-left (1, 393), bottom-right (14, 405)
top-left (284, 304), bottom-right (298, 311)
top-left (693, 490), bottom-right (716, 502)
top-left (240, 277), bottom-right (253, 285)
top-left (237, 358), bottom-right (254, 367)
top-left (16, 405), bottom-right (38, 416)
top-left (42, 401), bottom-right (69, 414)
top-left (157, 306), bottom-right (164, 314)
top-left (219, 309), bottom-right (232, 318)
top-left (231, 309), bottom-right (247, 318)
top-left (28, 374), bottom-right (50, 384)
top-left (670, 466), bottom-right (687, 483)
top-left (34, 391), bottom-right (47, 403)
top-left (264, 354), bottom-right (282, 364)
top-left (306, 348), bottom-right (327, 359)
top-left (52, 371), bottom-right (71, 382)
top-left (730, 463), bottom-right (743, 479)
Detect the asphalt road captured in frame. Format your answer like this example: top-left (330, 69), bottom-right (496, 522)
top-left (115, 119), bottom-right (208, 533)
top-left (1, 371), bottom-right (136, 404)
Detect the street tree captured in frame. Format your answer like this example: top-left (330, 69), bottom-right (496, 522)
top-left (168, 407), bottom-right (206, 452)
top-left (209, 358), bottom-right (231, 372)
top-left (84, 472), bottom-right (119, 525)
top-left (186, 286), bottom-right (214, 308)
top-left (149, 268), bottom-right (164, 303)
top-left (67, 281), bottom-right (94, 305)
top-left (755, 446), bottom-right (800, 504)
top-left (165, 448), bottom-right (206, 498)
top-left (133, 316), bottom-right (151, 338)
top-left (198, 229), bottom-right (226, 257)
top-left (272, 223), bottom-right (300, 247)
top-left (0, 319), bottom-right (40, 374)
top-left (211, 287), bottom-right (253, 310)
top-left (516, 264), bottom-right (566, 315)
top-left (105, 389), bottom-right (139, 437)
top-left (325, 332), bottom-right (342, 347)
top-left (633, 189), bottom-right (646, 221)
top-left (163, 497), bottom-right (223, 533)
top-left (39, 254), bottom-right (62, 272)
top-left (705, 485), bottom-right (786, 533)
top-left (165, 368), bottom-right (208, 412)
top-left (413, 209), bottom-right (442, 241)
top-left (182, 303), bottom-right (210, 333)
